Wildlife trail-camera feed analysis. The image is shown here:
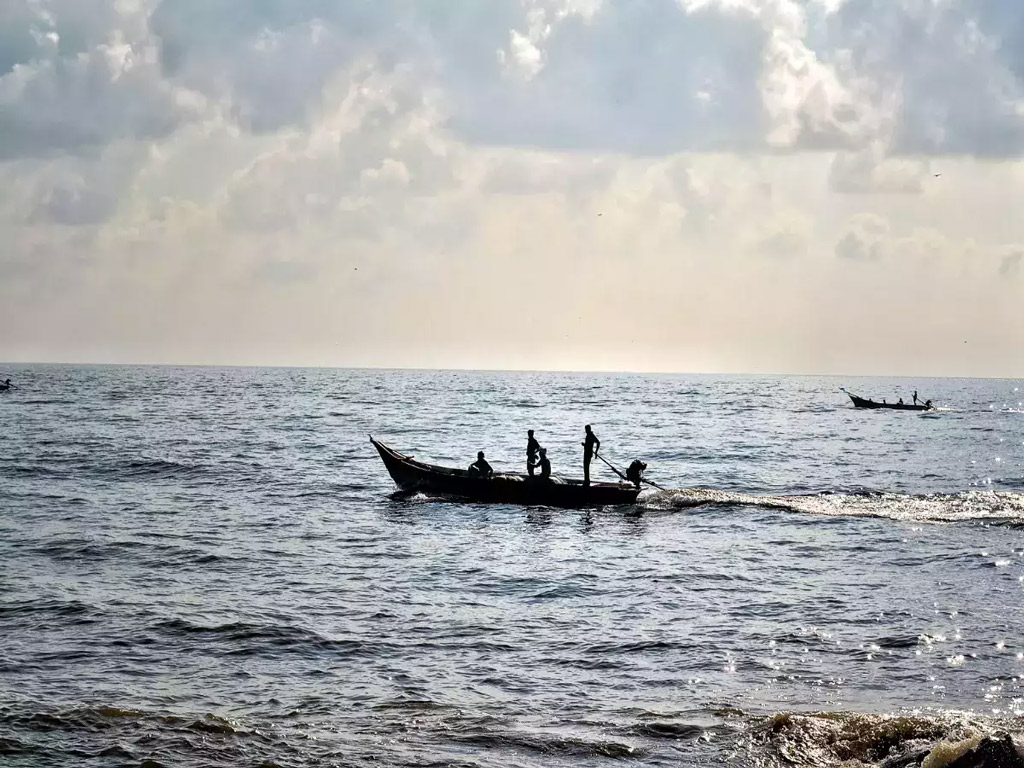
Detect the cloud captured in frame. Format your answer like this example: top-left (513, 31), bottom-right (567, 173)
top-left (479, 151), bottom-right (614, 198)
top-left (360, 158), bottom-right (411, 191)
top-left (0, 0), bottom-right (206, 159)
top-left (5, 0), bottom-right (1024, 163)
top-left (448, 1), bottom-right (767, 154)
top-left (212, 61), bottom-right (457, 244)
top-left (1, 1), bottom-right (1024, 374)
top-left (447, 0), bottom-right (1024, 158)
top-left (745, 214), bottom-right (811, 258)
top-left (828, 144), bottom-right (929, 194)
top-left (1001, 249), bottom-right (1023, 277)
top-left (32, 182), bottom-right (117, 227)
top-left (251, 259), bottom-right (318, 286)
top-left (0, 37), bottom-right (199, 159)
top-left (150, 1), bottom-right (398, 133)
top-left (825, 0), bottom-right (1024, 158)
top-left (835, 213), bottom-right (889, 260)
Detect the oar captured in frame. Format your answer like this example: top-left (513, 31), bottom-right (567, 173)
top-left (595, 451), bottom-right (628, 482)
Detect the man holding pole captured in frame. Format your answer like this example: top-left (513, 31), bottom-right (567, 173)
top-left (582, 424), bottom-right (600, 486)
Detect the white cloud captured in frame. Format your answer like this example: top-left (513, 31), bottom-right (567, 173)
top-left (360, 158), bottom-right (411, 191)
top-left (744, 212), bottom-right (812, 258)
top-left (7, 0), bottom-right (1024, 159)
top-left (1001, 249), bottom-right (1023, 277)
top-left (824, 0), bottom-right (1024, 157)
top-left (829, 144), bottom-right (928, 194)
top-left (505, 28), bottom-right (546, 79)
top-left (0, 32), bottom-right (200, 158)
top-left (835, 213), bottom-right (889, 261)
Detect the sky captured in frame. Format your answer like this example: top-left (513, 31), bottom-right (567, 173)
top-left (1, 0), bottom-right (1022, 376)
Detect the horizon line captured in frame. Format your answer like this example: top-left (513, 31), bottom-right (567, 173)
top-left (1, 360), bottom-right (1020, 381)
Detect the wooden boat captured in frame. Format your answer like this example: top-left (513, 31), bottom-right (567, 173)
top-left (370, 436), bottom-right (641, 508)
top-left (843, 390), bottom-right (932, 411)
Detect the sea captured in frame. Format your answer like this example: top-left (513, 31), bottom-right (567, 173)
top-left (2, 364), bottom-right (1024, 767)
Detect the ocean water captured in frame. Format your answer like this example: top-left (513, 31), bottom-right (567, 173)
top-left (2, 364), bottom-right (1024, 767)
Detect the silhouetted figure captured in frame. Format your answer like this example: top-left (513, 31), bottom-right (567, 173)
top-left (526, 429), bottom-right (540, 475)
top-left (898, 398), bottom-right (904, 405)
top-left (626, 460), bottom-right (647, 489)
top-left (582, 425), bottom-right (600, 486)
top-left (468, 451), bottom-right (493, 478)
top-left (925, 399), bottom-right (932, 409)
top-left (913, 390), bottom-right (919, 405)
top-left (532, 447), bottom-right (551, 480)
top-left (0, 378), bottom-right (10, 391)
top-left (883, 399), bottom-right (887, 404)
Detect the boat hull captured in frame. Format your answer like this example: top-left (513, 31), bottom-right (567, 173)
top-left (370, 437), bottom-right (640, 508)
top-left (846, 393), bottom-right (931, 411)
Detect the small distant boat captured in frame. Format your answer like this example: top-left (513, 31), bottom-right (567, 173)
top-left (842, 389), bottom-right (932, 411)
top-left (370, 436), bottom-right (640, 508)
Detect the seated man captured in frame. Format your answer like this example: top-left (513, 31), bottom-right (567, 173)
top-left (468, 451), bottom-right (493, 478)
top-left (531, 447), bottom-right (551, 480)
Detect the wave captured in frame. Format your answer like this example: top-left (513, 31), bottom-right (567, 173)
top-left (0, 456), bottom-right (214, 483)
top-left (4, 707), bottom-right (252, 734)
top-left (0, 598), bottom-right (102, 624)
top-left (28, 537), bottom-right (153, 562)
top-left (451, 729), bottom-right (643, 759)
top-left (6, 398), bottom-right (76, 405)
top-left (152, 617), bottom-right (379, 658)
top-left (625, 721), bottom-right (707, 739)
top-left (0, 705), bottom-right (273, 765)
top-left (737, 709), bottom-right (1024, 768)
top-left (0, 462), bottom-right (66, 478)
top-left (641, 488), bottom-right (1024, 525)
top-left (120, 459), bottom-right (209, 480)
top-left (20, 536), bottom-right (248, 571)
top-left (6, 700), bottom-right (1018, 768)
top-left (116, 456), bottom-right (269, 485)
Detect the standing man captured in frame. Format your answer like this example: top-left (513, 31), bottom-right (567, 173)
top-left (913, 390), bottom-right (919, 405)
top-left (582, 424), bottom-right (600, 486)
top-left (526, 429), bottom-right (540, 475)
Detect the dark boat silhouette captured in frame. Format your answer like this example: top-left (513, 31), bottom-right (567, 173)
top-left (370, 436), bottom-right (640, 508)
top-left (842, 389), bottom-right (932, 411)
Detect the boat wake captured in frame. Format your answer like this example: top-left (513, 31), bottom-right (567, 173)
top-left (388, 485), bottom-right (1024, 525)
top-left (641, 488), bottom-right (1024, 525)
